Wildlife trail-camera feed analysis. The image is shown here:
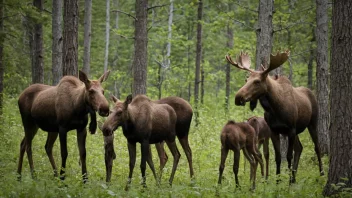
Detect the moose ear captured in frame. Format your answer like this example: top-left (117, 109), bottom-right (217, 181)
top-left (79, 70), bottom-right (90, 88)
top-left (99, 70), bottom-right (110, 83)
top-left (125, 94), bottom-right (133, 105)
top-left (110, 95), bottom-right (119, 103)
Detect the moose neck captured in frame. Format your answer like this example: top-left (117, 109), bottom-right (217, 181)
top-left (261, 77), bottom-right (287, 114)
top-left (74, 85), bottom-right (90, 114)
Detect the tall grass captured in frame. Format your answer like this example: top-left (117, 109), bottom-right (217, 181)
top-left (0, 95), bottom-right (328, 197)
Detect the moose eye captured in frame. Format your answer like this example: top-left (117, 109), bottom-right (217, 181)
top-left (253, 80), bottom-right (260, 85)
top-left (102, 90), bottom-right (105, 95)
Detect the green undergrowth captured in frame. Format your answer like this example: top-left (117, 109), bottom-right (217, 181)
top-left (0, 95), bottom-right (329, 197)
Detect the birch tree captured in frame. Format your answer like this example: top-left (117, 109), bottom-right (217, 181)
top-left (104, 0), bottom-right (110, 73)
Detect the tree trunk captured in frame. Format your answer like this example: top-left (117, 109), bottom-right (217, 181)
top-left (32, 0), bottom-right (44, 84)
top-left (52, 0), bottom-right (63, 85)
top-left (315, 0), bottom-right (330, 155)
top-left (62, 0), bottom-right (79, 77)
top-left (323, 0), bottom-right (352, 195)
top-left (132, 0), bottom-right (148, 96)
top-left (0, 0), bottom-right (4, 116)
top-left (165, 0), bottom-right (173, 67)
top-left (225, 20), bottom-right (233, 112)
top-left (307, 28), bottom-right (315, 90)
top-left (194, 0), bottom-right (202, 126)
top-left (82, 0), bottom-right (92, 76)
top-left (255, 0), bottom-right (273, 70)
top-left (104, 0), bottom-right (110, 73)
top-left (112, 0), bottom-right (119, 98)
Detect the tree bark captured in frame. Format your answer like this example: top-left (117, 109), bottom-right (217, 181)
top-left (32, 0), bottom-right (44, 84)
top-left (194, 0), bottom-right (202, 126)
top-left (82, 0), bottom-right (92, 76)
top-left (255, 0), bottom-right (273, 70)
top-left (112, 0), bottom-right (119, 98)
top-left (307, 28), bottom-right (315, 90)
top-left (165, 0), bottom-right (173, 67)
top-left (132, 0), bottom-right (148, 96)
top-left (52, 0), bottom-right (63, 85)
top-left (323, 0), bottom-right (352, 195)
top-left (315, 0), bottom-right (330, 155)
top-left (62, 0), bottom-right (79, 77)
top-left (194, 0), bottom-right (202, 104)
top-left (104, 0), bottom-right (110, 73)
top-left (0, 0), bottom-right (4, 116)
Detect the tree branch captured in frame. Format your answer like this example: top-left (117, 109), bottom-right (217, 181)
top-left (112, 10), bottom-right (137, 21)
top-left (148, 4), bottom-right (169, 11)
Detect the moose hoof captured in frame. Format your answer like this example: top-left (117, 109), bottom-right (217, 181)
top-left (289, 177), bottom-right (296, 184)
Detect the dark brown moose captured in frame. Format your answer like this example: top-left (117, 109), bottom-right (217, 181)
top-left (218, 120), bottom-right (264, 190)
top-left (226, 51), bottom-right (324, 183)
top-left (247, 116), bottom-right (273, 180)
top-left (102, 94), bottom-right (181, 190)
top-left (17, 70), bottom-right (110, 182)
top-left (154, 97), bottom-right (194, 179)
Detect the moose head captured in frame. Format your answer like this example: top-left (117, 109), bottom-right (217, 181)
top-left (225, 51), bottom-right (290, 106)
top-left (79, 70), bottom-right (110, 117)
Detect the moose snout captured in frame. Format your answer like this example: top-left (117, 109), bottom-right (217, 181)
top-left (235, 95), bottom-right (246, 106)
top-left (98, 105), bottom-right (110, 117)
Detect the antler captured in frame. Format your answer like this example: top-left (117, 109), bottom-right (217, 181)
top-left (225, 51), bottom-right (254, 72)
top-left (263, 50), bottom-right (290, 73)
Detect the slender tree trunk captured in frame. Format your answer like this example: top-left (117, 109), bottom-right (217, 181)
top-left (194, 0), bottom-right (203, 126)
top-left (307, 28), bottom-right (315, 90)
top-left (0, 0), bottom-right (4, 116)
top-left (316, 0), bottom-right (330, 155)
top-left (323, 1), bottom-right (352, 195)
top-left (132, 0), bottom-right (148, 96)
top-left (52, 0), bottom-right (62, 85)
top-left (187, 20), bottom-right (191, 102)
top-left (255, 0), bottom-right (273, 70)
top-left (165, 0), bottom-right (173, 67)
top-left (62, 0), bottom-right (79, 77)
top-left (112, 0), bottom-right (119, 98)
top-left (225, 21), bottom-right (233, 112)
top-left (32, 0), bottom-right (44, 84)
top-left (104, 0), bottom-right (110, 73)
top-left (82, 0), bottom-right (92, 76)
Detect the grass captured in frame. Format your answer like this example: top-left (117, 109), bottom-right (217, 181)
top-left (0, 95), bottom-right (329, 197)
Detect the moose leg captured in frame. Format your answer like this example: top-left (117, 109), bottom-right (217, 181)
top-left (125, 141), bottom-right (136, 191)
top-left (24, 125), bottom-right (38, 179)
top-left (155, 142), bottom-right (168, 173)
top-left (308, 125), bottom-right (324, 176)
top-left (233, 149), bottom-right (240, 188)
top-left (243, 148), bottom-right (257, 191)
top-left (17, 137), bottom-right (26, 179)
top-left (178, 136), bottom-right (194, 178)
top-left (263, 138), bottom-right (270, 180)
top-left (165, 140), bottom-right (181, 186)
top-left (77, 128), bottom-right (88, 182)
top-left (271, 132), bottom-right (281, 179)
top-left (286, 132), bottom-right (296, 184)
top-left (217, 146), bottom-right (229, 185)
top-left (58, 130), bottom-right (68, 180)
top-left (140, 141), bottom-right (150, 188)
top-left (291, 136), bottom-right (303, 184)
top-left (45, 132), bottom-right (59, 177)
top-left (146, 145), bottom-right (159, 186)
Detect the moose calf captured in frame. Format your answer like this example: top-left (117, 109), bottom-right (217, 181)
top-left (218, 120), bottom-right (264, 190)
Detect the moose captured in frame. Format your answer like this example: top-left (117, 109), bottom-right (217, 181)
top-left (226, 51), bottom-right (324, 183)
top-left (247, 116), bottom-right (273, 180)
top-left (102, 94), bottom-right (181, 190)
top-left (17, 70), bottom-right (110, 182)
top-left (218, 120), bottom-right (264, 190)
top-left (153, 97), bottom-right (194, 179)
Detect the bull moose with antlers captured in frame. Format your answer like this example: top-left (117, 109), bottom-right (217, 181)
top-left (225, 51), bottom-right (324, 183)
